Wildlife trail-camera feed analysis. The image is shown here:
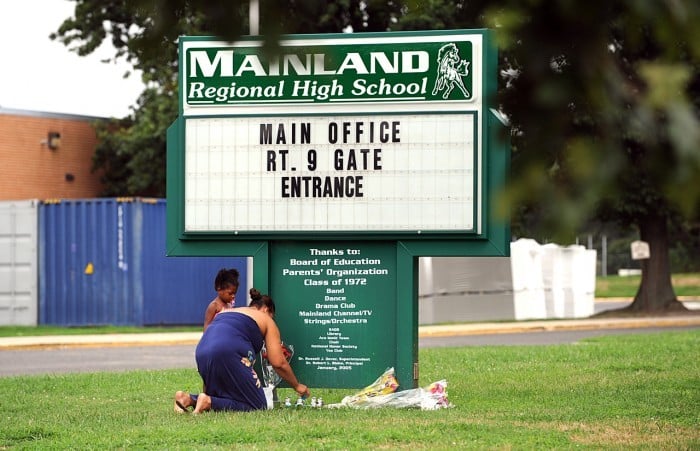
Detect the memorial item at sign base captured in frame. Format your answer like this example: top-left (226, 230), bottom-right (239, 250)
top-left (327, 367), bottom-right (452, 410)
top-left (260, 342), bottom-right (294, 388)
top-left (260, 341), bottom-right (295, 409)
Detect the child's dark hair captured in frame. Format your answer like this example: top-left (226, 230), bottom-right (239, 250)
top-left (214, 268), bottom-right (240, 290)
top-left (249, 288), bottom-right (276, 314)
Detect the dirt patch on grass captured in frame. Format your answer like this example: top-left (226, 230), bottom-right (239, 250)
top-left (473, 418), bottom-right (699, 447)
top-left (552, 420), bottom-right (699, 447)
top-left (673, 273), bottom-right (700, 287)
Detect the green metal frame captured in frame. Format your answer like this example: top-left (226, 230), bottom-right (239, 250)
top-left (166, 30), bottom-right (509, 389)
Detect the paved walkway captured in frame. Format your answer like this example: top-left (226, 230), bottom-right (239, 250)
top-left (2, 314), bottom-right (699, 350)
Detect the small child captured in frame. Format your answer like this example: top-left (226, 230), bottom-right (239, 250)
top-left (203, 268), bottom-right (240, 331)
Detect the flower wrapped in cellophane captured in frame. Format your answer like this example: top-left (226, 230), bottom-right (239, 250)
top-left (327, 367), bottom-right (452, 410)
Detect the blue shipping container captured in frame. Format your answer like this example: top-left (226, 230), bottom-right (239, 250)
top-left (39, 198), bottom-right (248, 326)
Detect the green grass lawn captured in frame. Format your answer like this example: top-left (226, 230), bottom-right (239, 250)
top-left (1, 330), bottom-right (698, 449)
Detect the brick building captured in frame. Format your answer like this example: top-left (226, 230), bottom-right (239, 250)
top-left (0, 108), bottom-right (105, 200)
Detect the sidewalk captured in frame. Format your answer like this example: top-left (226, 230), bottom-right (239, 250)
top-left (2, 314), bottom-right (699, 350)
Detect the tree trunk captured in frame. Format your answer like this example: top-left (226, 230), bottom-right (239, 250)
top-left (627, 212), bottom-right (686, 312)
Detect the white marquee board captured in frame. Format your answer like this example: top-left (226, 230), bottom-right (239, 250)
top-left (175, 31), bottom-right (493, 238)
top-left (184, 113), bottom-right (476, 232)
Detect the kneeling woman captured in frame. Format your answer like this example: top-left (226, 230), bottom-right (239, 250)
top-left (175, 289), bottom-right (309, 413)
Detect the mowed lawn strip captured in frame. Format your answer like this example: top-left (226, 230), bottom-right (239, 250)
top-left (1, 330), bottom-right (698, 449)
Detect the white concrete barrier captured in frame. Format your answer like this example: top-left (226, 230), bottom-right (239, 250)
top-left (418, 239), bottom-right (597, 324)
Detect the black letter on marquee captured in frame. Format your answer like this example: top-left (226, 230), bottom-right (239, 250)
top-left (267, 151), bottom-right (277, 171)
top-left (328, 122), bottom-right (338, 144)
top-left (260, 124), bottom-right (273, 144)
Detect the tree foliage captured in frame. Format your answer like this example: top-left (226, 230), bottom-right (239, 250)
top-left (397, 1), bottom-right (700, 310)
top-left (53, 0), bottom-right (700, 310)
top-left (474, 2), bottom-right (700, 310)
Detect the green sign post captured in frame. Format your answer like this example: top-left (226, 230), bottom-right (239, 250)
top-left (167, 30), bottom-right (509, 389)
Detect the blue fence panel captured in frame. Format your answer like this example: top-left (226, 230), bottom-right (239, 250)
top-left (39, 199), bottom-right (138, 326)
top-left (39, 198), bottom-right (247, 326)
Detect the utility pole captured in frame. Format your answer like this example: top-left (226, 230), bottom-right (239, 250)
top-left (250, 0), bottom-right (259, 35)
top-left (601, 235), bottom-right (607, 277)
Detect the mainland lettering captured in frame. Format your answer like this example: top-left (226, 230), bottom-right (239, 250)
top-left (188, 50), bottom-right (429, 77)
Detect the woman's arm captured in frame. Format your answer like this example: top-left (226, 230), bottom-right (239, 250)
top-left (264, 319), bottom-right (310, 398)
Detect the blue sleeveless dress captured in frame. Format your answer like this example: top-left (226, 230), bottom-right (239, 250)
top-left (193, 311), bottom-right (266, 411)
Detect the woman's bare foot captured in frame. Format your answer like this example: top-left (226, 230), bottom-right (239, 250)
top-left (174, 390), bottom-right (194, 413)
top-left (192, 392), bottom-right (212, 414)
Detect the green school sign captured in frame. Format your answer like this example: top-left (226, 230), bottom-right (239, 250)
top-left (184, 40), bottom-right (473, 105)
top-left (167, 30), bottom-right (509, 389)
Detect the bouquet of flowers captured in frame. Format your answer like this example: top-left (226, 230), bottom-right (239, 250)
top-left (327, 367), bottom-right (451, 410)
